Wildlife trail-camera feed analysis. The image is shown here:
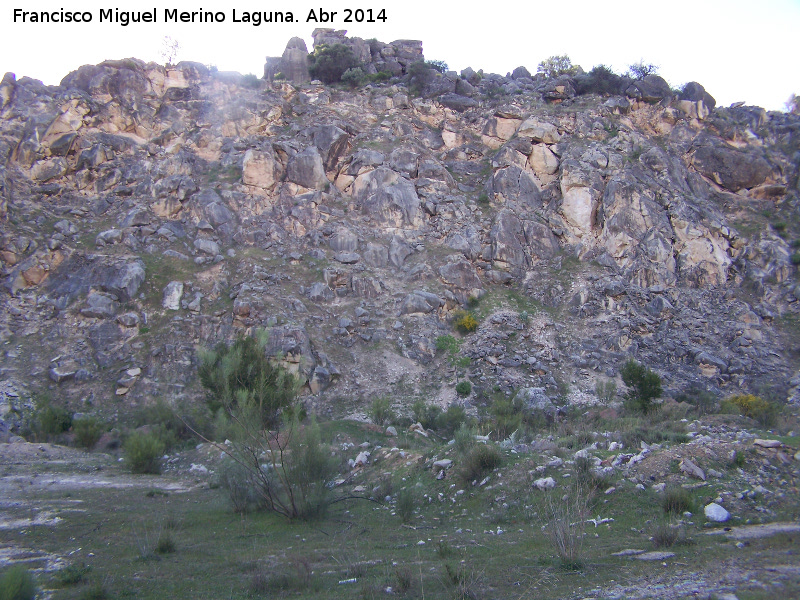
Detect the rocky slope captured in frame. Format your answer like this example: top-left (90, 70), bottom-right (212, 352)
top-left (1, 33), bottom-right (800, 429)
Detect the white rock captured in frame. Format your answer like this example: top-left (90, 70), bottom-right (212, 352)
top-left (651, 482), bottom-right (666, 493)
top-left (386, 426), bottom-right (398, 436)
top-left (533, 477), bottom-right (556, 491)
top-left (704, 502), bottom-right (730, 522)
top-left (754, 438), bottom-right (781, 448)
top-left (162, 281), bottom-right (184, 310)
top-left (608, 441), bottom-right (621, 452)
top-left (353, 451), bottom-right (370, 467)
top-left (189, 463), bottom-right (208, 475)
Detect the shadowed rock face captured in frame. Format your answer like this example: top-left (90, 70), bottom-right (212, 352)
top-left (1, 31), bottom-right (799, 418)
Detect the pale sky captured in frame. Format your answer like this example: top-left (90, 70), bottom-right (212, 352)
top-left (1, 0), bottom-right (798, 111)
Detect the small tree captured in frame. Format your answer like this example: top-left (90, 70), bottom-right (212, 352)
top-left (160, 36), bottom-right (181, 66)
top-left (627, 60), bottom-right (658, 80)
top-left (198, 330), bottom-right (298, 429)
top-left (197, 331), bottom-right (336, 520)
top-left (537, 55), bottom-right (579, 78)
top-left (425, 60), bottom-right (448, 74)
top-left (620, 359), bottom-right (662, 413)
top-left (308, 44), bottom-right (360, 84)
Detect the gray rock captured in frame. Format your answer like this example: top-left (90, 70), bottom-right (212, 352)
top-left (704, 502), bottom-right (730, 522)
top-left (194, 238), bottom-right (220, 256)
top-left (334, 252), bottom-right (360, 264)
top-left (533, 476), bottom-right (556, 490)
top-left (81, 291), bottom-right (119, 318)
top-left (680, 81), bottom-right (716, 111)
top-left (439, 260), bottom-right (482, 290)
top-left (313, 125), bottom-right (349, 171)
top-left (49, 367), bottom-right (76, 383)
top-left (399, 291), bottom-right (444, 315)
top-left (287, 146), bottom-right (328, 189)
top-left (691, 140), bottom-right (771, 192)
top-left (515, 388), bottom-right (555, 417)
top-left (329, 227), bottom-right (359, 252)
top-left (438, 93), bottom-right (478, 112)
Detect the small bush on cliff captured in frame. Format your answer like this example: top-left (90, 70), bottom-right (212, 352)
top-left (626, 60), bottom-right (659, 79)
top-left (452, 310), bottom-right (478, 334)
top-left (621, 359), bottom-right (662, 414)
top-left (721, 394), bottom-right (778, 427)
top-left (426, 60), bottom-right (448, 74)
top-left (308, 44), bottom-right (360, 84)
top-left (537, 55), bottom-right (579, 78)
top-left (340, 67), bottom-right (366, 88)
top-left (455, 381), bottom-right (472, 397)
top-left (575, 65), bottom-right (623, 96)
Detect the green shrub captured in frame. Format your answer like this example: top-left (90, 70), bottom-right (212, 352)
top-left (594, 379), bottom-right (617, 403)
top-left (73, 418), bottom-right (104, 450)
top-left (218, 458), bottom-right (260, 514)
top-left (241, 73), bottom-right (261, 88)
top-left (452, 310), bottom-right (478, 334)
top-left (369, 396), bottom-right (394, 427)
top-left (34, 402), bottom-right (72, 438)
top-left (408, 61), bottom-right (436, 96)
top-left (575, 64), bottom-right (623, 96)
top-left (411, 399), bottom-right (441, 430)
top-left (436, 334), bottom-right (460, 355)
top-left (396, 488), bottom-right (416, 523)
top-left (621, 359), bottom-right (662, 414)
top-left (435, 404), bottom-right (467, 436)
top-left (791, 252), bottom-right (800, 265)
top-left (124, 431), bottom-right (165, 474)
top-left (0, 565), bottom-right (36, 600)
top-left (662, 486), bottom-right (692, 515)
top-left (459, 443), bottom-right (501, 484)
top-left (308, 44), bottom-right (360, 84)
top-left (489, 396), bottom-right (522, 440)
top-left (79, 584), bottom-right (108, 600)
top-left (455, 381), bottom-right (472, 397)
top-left (155, 532), bottom-right (176, 554)
top-left (721, 394), bottom-right (778, 427)
top-left (674, 385), bottom-right (718, 416)
top-left (55, 562), bottom-right (91, 586)
top-left (728, 450), bottom-right (746, 469)
top-left (454, 423), bottom-right (476, 454)
top-left (651, 520), bottom-right (680, 548)
top-left (340, 67), bottom-right (366, 88)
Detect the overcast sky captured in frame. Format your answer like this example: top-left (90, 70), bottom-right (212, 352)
top-left (2, 0), bottom-right (798, 111)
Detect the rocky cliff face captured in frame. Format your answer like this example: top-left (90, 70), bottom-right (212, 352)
top-left (0, 38), bottom-right (799, 427)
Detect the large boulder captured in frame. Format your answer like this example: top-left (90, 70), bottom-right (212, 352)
top-left (399, 291), bottom-right (444, 315)
top-left (287, 147), bottom-right (328, 190)
top-left (242, 146), bottom-right (283, 191)
top-left (680, 81), bottom-right (716, 111)
top-left (490, 210), bottom-right (529, 268)
top-left (625, 75), bottom-right (672, 103)
top-left (439, 260), bottom-right (482, 290)
top-left (313, 125), bottom-right (349, 172)
top-left (691, 140), bottom-right (772, 192)
top-left (515, 387), bottom-right (556, 417)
